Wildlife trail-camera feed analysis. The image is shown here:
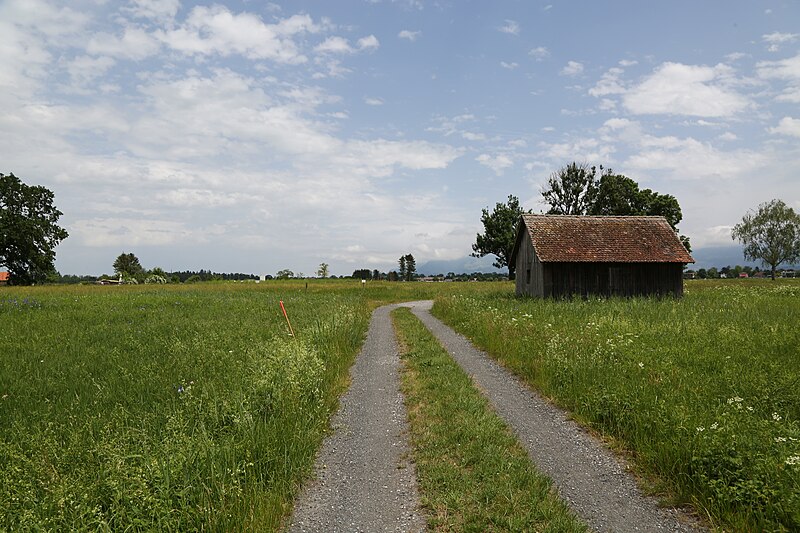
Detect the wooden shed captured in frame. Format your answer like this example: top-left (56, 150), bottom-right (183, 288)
top-left (510, 215), bottom-right (694, 298)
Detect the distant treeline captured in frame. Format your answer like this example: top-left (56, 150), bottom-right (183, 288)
top-left (349, 269), bottom-right (508, 281)
top-left (53, 270), bottom-right (259, 284)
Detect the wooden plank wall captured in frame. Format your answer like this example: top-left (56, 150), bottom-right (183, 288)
top-left (540, 262), bottom-right (684, 298)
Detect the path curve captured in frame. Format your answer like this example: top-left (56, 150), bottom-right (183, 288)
top-left (406, 300), bottom-right (704, 533)
top-left (287, 304), bottom-right (424, 533)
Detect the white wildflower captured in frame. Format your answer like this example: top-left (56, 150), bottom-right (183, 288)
top-left (786, 455), bottom-right (800, 465)
top-left (773, 412), bottom-right (783, 422)
top-left (775, 436), bottom-right (787, 443)
top-left (711, 422), bottom-right (719, 430)
top-left (696, 426), bottom-right (705, 432)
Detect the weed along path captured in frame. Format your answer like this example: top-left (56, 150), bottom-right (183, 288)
top-left (405, 300), bottom-right (704, 533)
top-left (287, 304), bottom-right (425, 533)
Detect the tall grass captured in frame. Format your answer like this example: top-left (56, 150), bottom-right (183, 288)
top-left (0, 281), bottom-right (371, 530)
top-left (432, 280), bottom-right (800, 531)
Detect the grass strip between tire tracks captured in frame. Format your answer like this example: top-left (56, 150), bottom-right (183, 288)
top-left (391, 307), bottom-right (587, 532)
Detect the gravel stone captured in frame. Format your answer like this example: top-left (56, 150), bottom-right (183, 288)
top-left (286, 304), bottom-right (425, 533)
top-left (405, 300), bottom-right (705, 533)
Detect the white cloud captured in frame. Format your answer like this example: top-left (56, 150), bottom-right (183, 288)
top-left (87, 26), bottom-right (161, 60)
top-left (725, 52), bottom-right (747, 62)
top-left (763, 31), bottom-right (798, 52)
top-left (357, 35), bottom-right (380, 50)
top-left (756, 53), bottom-right (800, 102)
top-left (719, 132), bottom-right (738, 141)
top-left (623, 62), bottom-right (749, 117)
top-left (364, 97), bottom-right (384, 106)
top-left (398, 30), bottom-right (420, 41)
top-left (500, 61), bottom-right (518, 70)
top-left (72, 217), bottom-right (206, 247)
top-left (315, 34), bottom-right (379, 54)
top-left (769, 116), bottom-right (800, 137)
top-left (529, 46), bottom-right (549, 61)
top-left (157, 7), bottom-right (318, 63)
top-left (476, 153), bottom-right (513, 175)
top-left (498, 20), bottom-right (520, 35)
top-left (461, 132), bottom-right (486, 141)
top-left (124, 0), bottom-right (180, 22)
top-left (756, 53), bottom-right (800, 79)
top-left (589, 67), bottom-right (626, 96)
top-left (66, 55), bottom-right (115, 87)
top-left (626, 134), bottom-right (763, 179)
top-left (618, 59), bottom-right (637, 67)
top-left (560, 61), bottom-right (584, 76)
top-left (315, 36), bottom-right (353, 54)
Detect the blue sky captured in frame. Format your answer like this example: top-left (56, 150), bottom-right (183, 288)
top-left (2, 0), bottom-right (799, 276)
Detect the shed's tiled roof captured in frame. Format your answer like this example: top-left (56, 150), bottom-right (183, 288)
top-left (517, 215), bottom-right (694, 263)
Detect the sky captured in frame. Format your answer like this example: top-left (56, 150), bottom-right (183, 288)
top-left (1, 0), bottom-right (799, 276)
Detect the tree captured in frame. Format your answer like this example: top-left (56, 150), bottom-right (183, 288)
top-left (317, 262), bottom-right (330, 278)
top-left (589, 172), bottom-right (691, 251)
top-left (113, 252), bottom-right (144, 279)
top-left (276, 269), bottom-right (294, 279)
top-left (732, 199), bottom-right (800, 280)
top-left (404, 254), bottom-right (416, 281)
top-left (472, 194), bottom-right (531, 279)
top-left (352, 269), bottom-right (372, 280)
top-left (541, 162), bottom-right (598, 215)
top-left (398, 255), bottom-right (407, 281)
top-left (0, 172), bottom-right (69, 285)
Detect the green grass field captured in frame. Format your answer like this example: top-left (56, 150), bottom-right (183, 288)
top-left (0, 280), bottom-right (458, 531)
top-left (432, 279), bottom-right (800, 531)
top-left (2, 279), bottom-right (798, 531)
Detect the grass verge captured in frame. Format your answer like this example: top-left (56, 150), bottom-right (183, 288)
top-left (391, 307), bottom-right (587, 532)
top-left (432, 280), bottom-right (800, 531)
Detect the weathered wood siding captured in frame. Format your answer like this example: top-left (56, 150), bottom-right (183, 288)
top-left (538, 262), bottom-right (684, 298)
top-left (515, 235), bottom-right (544, 296)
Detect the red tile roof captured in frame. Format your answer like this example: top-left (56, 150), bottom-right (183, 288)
top-left (516, 215), bottom-right (694, 263)
top-left (0, 271), bottom-right (8, 282)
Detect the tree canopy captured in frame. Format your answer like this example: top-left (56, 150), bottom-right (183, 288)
top-left (113, 252), bottom-right (145, 279)
top-left (731, 199), bottom-right (800, 280)
top-left (472, 194), bottom-right (531, 279)
top-left (0, 172), bottom-right (69, 285)
top-left (541, 162), bottom-right (598, 215)
top-left (541, 163), bottom-right (690, 251)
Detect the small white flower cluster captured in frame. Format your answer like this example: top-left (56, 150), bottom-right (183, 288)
top-left (772, 412), bottom-right (783, 422)
top-left (786, 455), bottom-right (800, 466)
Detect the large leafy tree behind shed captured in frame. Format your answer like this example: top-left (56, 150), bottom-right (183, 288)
top-left (0, 172), bottom-right (68, 285)
top-left (731, 199), bottom-right (800, 280)
top-left (589, 173), bottom-right (690, 250)
top-left (472, 195), bottom-right (531, 279)
top-left (541, 162), bottom-right (598, 215)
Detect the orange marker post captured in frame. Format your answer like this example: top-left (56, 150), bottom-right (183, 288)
top-left (280, 300), bottom-right (295, 337)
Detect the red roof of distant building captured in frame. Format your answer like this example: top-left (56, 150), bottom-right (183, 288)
top-left (514, 215), bottom-right (694, 264)
top-left (0, 272), bottom-right (9, 282)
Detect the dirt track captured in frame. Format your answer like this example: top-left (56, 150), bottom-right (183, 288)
top-left (287, 301), bottom-right (704, 533)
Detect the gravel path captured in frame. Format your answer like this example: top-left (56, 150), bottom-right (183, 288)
top-left (286, 304), bottom-right (425, 533)
top-left (405, 300), bottom-right (704, 533)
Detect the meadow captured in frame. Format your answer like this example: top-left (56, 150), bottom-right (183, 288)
top-left (0, 280), bottom-right (457, 531)
top-left (2, 279), bottom-right (798, 531)
top-left (432, 279), bottom-right (800, 531)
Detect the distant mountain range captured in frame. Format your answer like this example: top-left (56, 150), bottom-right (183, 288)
top-left (417, 245), bottom-right (797, 275)
top-left (417, 255), bottom-right (505, 275)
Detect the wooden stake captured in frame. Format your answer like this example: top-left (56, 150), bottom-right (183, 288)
top-left (280, 300), bottom-right (295, 337)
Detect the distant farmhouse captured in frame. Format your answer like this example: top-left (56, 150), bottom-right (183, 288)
top-left (510, 215), bottom-right (694, 298)
top-left (0, 271), bottom-right (8, 286)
